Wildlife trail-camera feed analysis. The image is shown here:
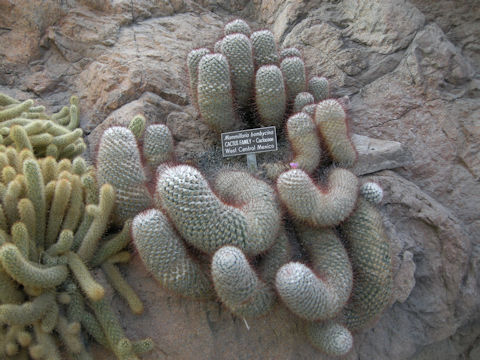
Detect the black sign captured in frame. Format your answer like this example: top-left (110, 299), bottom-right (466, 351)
top-left (221, 127), bottom-right (278, 157)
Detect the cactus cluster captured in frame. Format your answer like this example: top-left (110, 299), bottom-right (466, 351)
top-left (0, 93), bottom-right (86, 160)
top-left (0, 145), bottom-right (152, 359)
top-left (95, 18), bottom-right (394, 358)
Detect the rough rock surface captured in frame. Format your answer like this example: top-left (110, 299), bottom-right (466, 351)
top-left (1, 1), bottom-right (479, 359)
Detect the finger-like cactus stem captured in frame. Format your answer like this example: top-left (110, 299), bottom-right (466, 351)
top-left (132, 209), bottom-right (214, 299)
top-left (212, 246), bottom-right (275, 318)
top-left (341, 197), bottom-right (393, 331)
top-left (197, 54), bottom-right (237, 133)
top-left (255, 65), bottom-right (286, 127)
top-left (314, 100), bottom-right (357, 168)
top-left (286, 113), bottom-right (321, 173)
top-left (306, 320), bottom-right (353, 356)
top-left (277, 168), bottom-right (359, 227)
top-left (0, 243), bottom-right (68, 288)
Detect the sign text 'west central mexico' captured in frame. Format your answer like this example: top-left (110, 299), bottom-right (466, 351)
top-left (221, 127), bottom-right (278, 157)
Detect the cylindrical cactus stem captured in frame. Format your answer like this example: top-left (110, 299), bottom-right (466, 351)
top-left (11, 222), bottom-right (31, 259)
top-left (308, 76), bottom-right (329, 102)
top-left (221, 34), bottom-right (254, 108)
top-left (56, 315), bottom-right (84, 355)
top-left (0, 291), bottom-right (54, 326)
top-left (46, 178), bottom-right (72, 247)
top-left (197, 54), bottom-right (238, 133)
top-left (90, 219), bottom-right (131, 267)
top-left (101, 262), bottom-right (144, 315)
top-left (255, 65), bottom-right (286, 127)
top-left (276, 168), bottom-right (359, 227)
top-left (314, 99), bottom-right (357, 168)
top-left (213, 39), bottom-right (223, 53)
top-left (67, 103), bottom-right (79, 130)
top-left (46, 230), bottom-right (73, 257)
top-left (280, 47), bottom-right (302, 59)
top-left (286, 112), bottom-right (321, 174)
top-left (66, 251), bottom-right (105, 301)
top-left (10, 125), bottom-right (33, 151)
top-left (341, 197), bottom-right (393, 331)
top-left (257, 230), bottom-right (292, 286)
top-left (187, 48), bottom-right (210, 109)
top-left (306, 320), bottom-right (353, 357)
top-left (275, 228), bottom-right (352, 321)
top-left (212, 246), bottom-right (275, 318)
top-left (224, 19), bottom-right (252, 36)
top-left (156, 165), bottom-right (279, 256)
top-left (23, 158), bottom-right (46, 250)
top-left (250, 30), bottom-right (279, 67)
top-left (76, 183), bottom-right (115, 263)
top-left (127, 114), bottom-right (146, 139)
top-left (132, 209), bottom-right (214, 299)
top-left (0, 92), bottom-right (20, 106)
top-left (61, 175), bottom-right (84, 232)
top-left (96, 126), bottom-right (153, 223)
top-left (89, 298), bottom-right (139, 360)
top-left (143, 124), bottom-right (174, 169)
top-left (280, 56), bottom-right (307, 103)
top-left (40, 298), bottom-right (59, 333)
top-left (293, 92), bottom-right (315, 113)
top-left (0, 268), bottom-right (24, 304)
top-left (0, 243), bottom-right (68, 288)
top-left (360, 182), bottom-right (384, 204)
top-left (213, 169), bottom-right (281, 255)
top-left (0, 99), bottom-right (34, 121)
top-left (132, 338), bottom-right (154, 355)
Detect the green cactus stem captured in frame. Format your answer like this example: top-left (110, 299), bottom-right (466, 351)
top-left (314, 99), bottom-right (357, 168)
top-left (255, 65), bottom-right (287, 127)
top-left (143, 124), bottom-right (174, 169)
top-left (306, 320), bottom-right (353, 356)
top-left (197, 53), bottom-right (238, 133)
top-left (0, 292), bottom-right (55, 326)
top-left (308, 76), bottom-right (329, 102)
top-left (212, 246), bottom-right (275, 318)
top-left (341, 197), bottom-right (393, 331)
top-left (96, 127), bottom-right (152, 223)
top-left (187, 48), bottom-right (210, 109)
top-left (286, 112), bottom-right (321, 174)
top-left (280, 56), bottom-right (307, 103)
top-left (156, 165), bottom-right (280, 256)
top-left (276, 168), bottom-right (359, 227)
top-left (275, 228), bottom-right (352, 321)
top-left (250, 30), bottom-right (279, 67)
top-left (224, 19), bottom-right (252, 36)
top-left (132, 208), bottom-right (214, 299)
top-left (221, 33), bottom-right (255, 109)
top-left (0, 243), bottom-right (68, 288)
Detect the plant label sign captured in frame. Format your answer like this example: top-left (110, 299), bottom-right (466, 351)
top-left (221, 126), bottom-right (278, 157)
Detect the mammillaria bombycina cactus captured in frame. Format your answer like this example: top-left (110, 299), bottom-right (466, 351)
top-left (95, 17), bottom-right (394, 358)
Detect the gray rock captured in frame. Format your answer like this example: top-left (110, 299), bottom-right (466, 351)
top-left (351, 134), bottom-right (413, 175)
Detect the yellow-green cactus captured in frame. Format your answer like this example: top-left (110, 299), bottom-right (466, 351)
top-left (0, 93), bottom-right (86, 160)
top-left (0, 146), bottom-right (151, 359)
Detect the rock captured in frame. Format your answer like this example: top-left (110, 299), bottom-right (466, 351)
top-left (342, 0), bottom-right (425, 54)
top-left (351, 134), bottom-right (413, 175)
